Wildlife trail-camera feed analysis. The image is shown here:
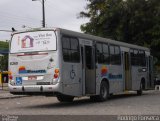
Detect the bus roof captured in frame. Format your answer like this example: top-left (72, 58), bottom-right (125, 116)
top-left (59, 28), bottom-right (150, 52)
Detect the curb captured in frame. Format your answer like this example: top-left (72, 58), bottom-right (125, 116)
top-left (0, 95), bottom-right (30, 100)
top-left (0, 90), bottom-right (30, 99)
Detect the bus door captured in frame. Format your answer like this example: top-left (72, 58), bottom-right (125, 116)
top-left (80, 39), bottom-right (96, 95)
top-left (124, 52), bottom-right (132, 90)
top-left (148, 56), bottom-right (154, 88)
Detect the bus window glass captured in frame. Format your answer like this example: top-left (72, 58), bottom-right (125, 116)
top-left (62, 36), bottom-right (80, 63)
top-left (110, 45), bottom-right (115, 64)
top-left (110, 45), bottom-right (114, 55)
top-left (70, 38), bottom-right (79, 50)
top-left (62, 37), bottom-right (70, 49)
top-left (131, 49), bottom-right (140, 66)
top-left (103, 44), bottom-right (109, 54)
top-left (103, 44), bottom-right (109, 64)
top-left (114, 46), bottom-right (121, 65)
top-left (71, 50), bottom-right (80, 62)
top-left (96, 43), bottom-right (103, 53)
top-left (130, 49), bottom-right (134, 65)
top-left (96, 43), bottom-right (103, 63)
top-left (115, 46), bottom-right (120, 54)
top-left (139, 50), bottom-right (146, 66)
top-left (70, 38), bottom-right (80, 62)
top-left (134, 50), bottom-right (138, 55)
top-left (63, 50), bottom-right (70, 62)
top-left (134, 50), bottom-right (139, 66)
top-left (62, 37), bottom-right (70, 62)
top-left (130, 49), bottom-right (134, 57)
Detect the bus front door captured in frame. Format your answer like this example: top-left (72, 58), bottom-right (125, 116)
top-left (124, 52), bottom-right (132, 90)
top-left (148, 56), bottom-right (154, 88)
top-left (81, 39), bottom-right (96, 95)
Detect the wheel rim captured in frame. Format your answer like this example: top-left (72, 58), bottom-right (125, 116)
top-left (101, 85), bottom-right (107, 98)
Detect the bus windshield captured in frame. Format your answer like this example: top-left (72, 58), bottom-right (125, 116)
top-left (10, 31), bottom-right (56, 53)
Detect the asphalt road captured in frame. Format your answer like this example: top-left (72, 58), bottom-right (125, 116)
top-left (0, 90), bottom-right (160, 115)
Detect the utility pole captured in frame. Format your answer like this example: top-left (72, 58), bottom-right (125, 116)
top-left (42, 0), bottom-right (45, 28)
top-left (32, 0), bottom-right (46, 28)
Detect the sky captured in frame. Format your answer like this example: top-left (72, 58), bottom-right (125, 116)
top-left (0, 0), bottom-right (89, 41)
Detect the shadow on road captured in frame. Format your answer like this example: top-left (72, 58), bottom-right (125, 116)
top-left (109, 92), bottom-right (147, 100)
top-left (24, 98), bottom-right (95, 109)
top-left (22, 93), bottom-right (148, 109)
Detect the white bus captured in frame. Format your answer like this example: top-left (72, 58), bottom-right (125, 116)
top-left (8, 28), bottom-right (154, 102)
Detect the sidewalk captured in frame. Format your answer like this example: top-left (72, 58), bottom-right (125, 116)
top-left (0, 90), bottom-right (29, 99)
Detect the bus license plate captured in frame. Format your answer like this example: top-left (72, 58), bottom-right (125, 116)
top-left (28, 76), bottom-right (37, 80)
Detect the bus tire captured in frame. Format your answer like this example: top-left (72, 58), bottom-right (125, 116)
top-left (57, 95), bottom-right (74, 102)
top-left (90, 81), bottom-right (109, 102)
top-left (137, 82), bottom-right (142, 96)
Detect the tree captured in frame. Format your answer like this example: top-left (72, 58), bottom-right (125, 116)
top-left (0, 55), bottom-right (8, 71)
top-left (80, 0), bottom-right (160, 64)
top-left (0, 41), bottom-right (9, 71)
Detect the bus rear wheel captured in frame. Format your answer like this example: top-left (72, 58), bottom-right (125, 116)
top-left (57, 95), bottom-right (74, 102)
top-left (90, 81), bottom-right (109, 102)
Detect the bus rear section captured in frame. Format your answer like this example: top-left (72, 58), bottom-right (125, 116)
top-left (8, 30), bottom-right (62, 95)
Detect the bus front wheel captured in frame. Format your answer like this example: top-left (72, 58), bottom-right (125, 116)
top-left (90, 81), bottom-right (109, 102)
top-left (57, 95), bottom-right (74, 102)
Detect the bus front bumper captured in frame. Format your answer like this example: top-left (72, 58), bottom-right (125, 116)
top-left (8, 83), bottom-right (62, 96)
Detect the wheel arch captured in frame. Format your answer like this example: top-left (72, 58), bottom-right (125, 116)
top-left (100, 78), bottom-right (110, 91)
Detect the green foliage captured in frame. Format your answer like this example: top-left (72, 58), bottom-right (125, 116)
top-left (80, 0), bottom-right (160, 64)
top-left (0, 41), bottom-right (9, 71)
top-left (0, 41), bottom-right (9, 49)
top-left (0, 55), bottom-right (8, 71)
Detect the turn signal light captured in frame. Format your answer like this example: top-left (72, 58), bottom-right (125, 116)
top-left (9, 75), bottom-right (13, 80)
top-left (55, 69), bottom-right (59, 73)
top-left (54, 73), bottom-right (59, 79)
top-left (8, 71), bottom-right (12, 75)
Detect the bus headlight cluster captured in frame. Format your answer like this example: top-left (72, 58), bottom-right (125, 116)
top-left (8, 72), bottom-right (15, 85)
top-left (51, 68), bottom-right (59, 85)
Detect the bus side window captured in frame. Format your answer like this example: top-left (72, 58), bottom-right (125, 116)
top-left (96, 43), bottom-right (110, 65)
top-left (103, 44), bottom-right (110, 64)
top-left (96, 43), bottom-right (103, 64)
top-left (139, 50), bottom-right (146, 66)
top-left (62, 36), bottom-right (80, 63)
top-left (110, 45), bottom-right (115, 65)
top-left (62, 37), bottom-right (70, 62)
top-left (115, 46), bottom-right (121, 65)
top-left (81, 47), bottom-right (84, 69)
top-left (133, 49), bottom-right (138, 66)
top-left (85, 46), bottom-right (93, 69)
top-left (130, 49), bottom-right (134, 65)
top-left (109, 45), bottom-right (121, 65)
top-left (131, 49), bottom-right (138, 66)
top-left (70, 38), bottom-right (80, 62)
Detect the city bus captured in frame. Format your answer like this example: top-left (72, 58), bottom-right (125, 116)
top-left (8, 28), bottom-right (154, 102)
